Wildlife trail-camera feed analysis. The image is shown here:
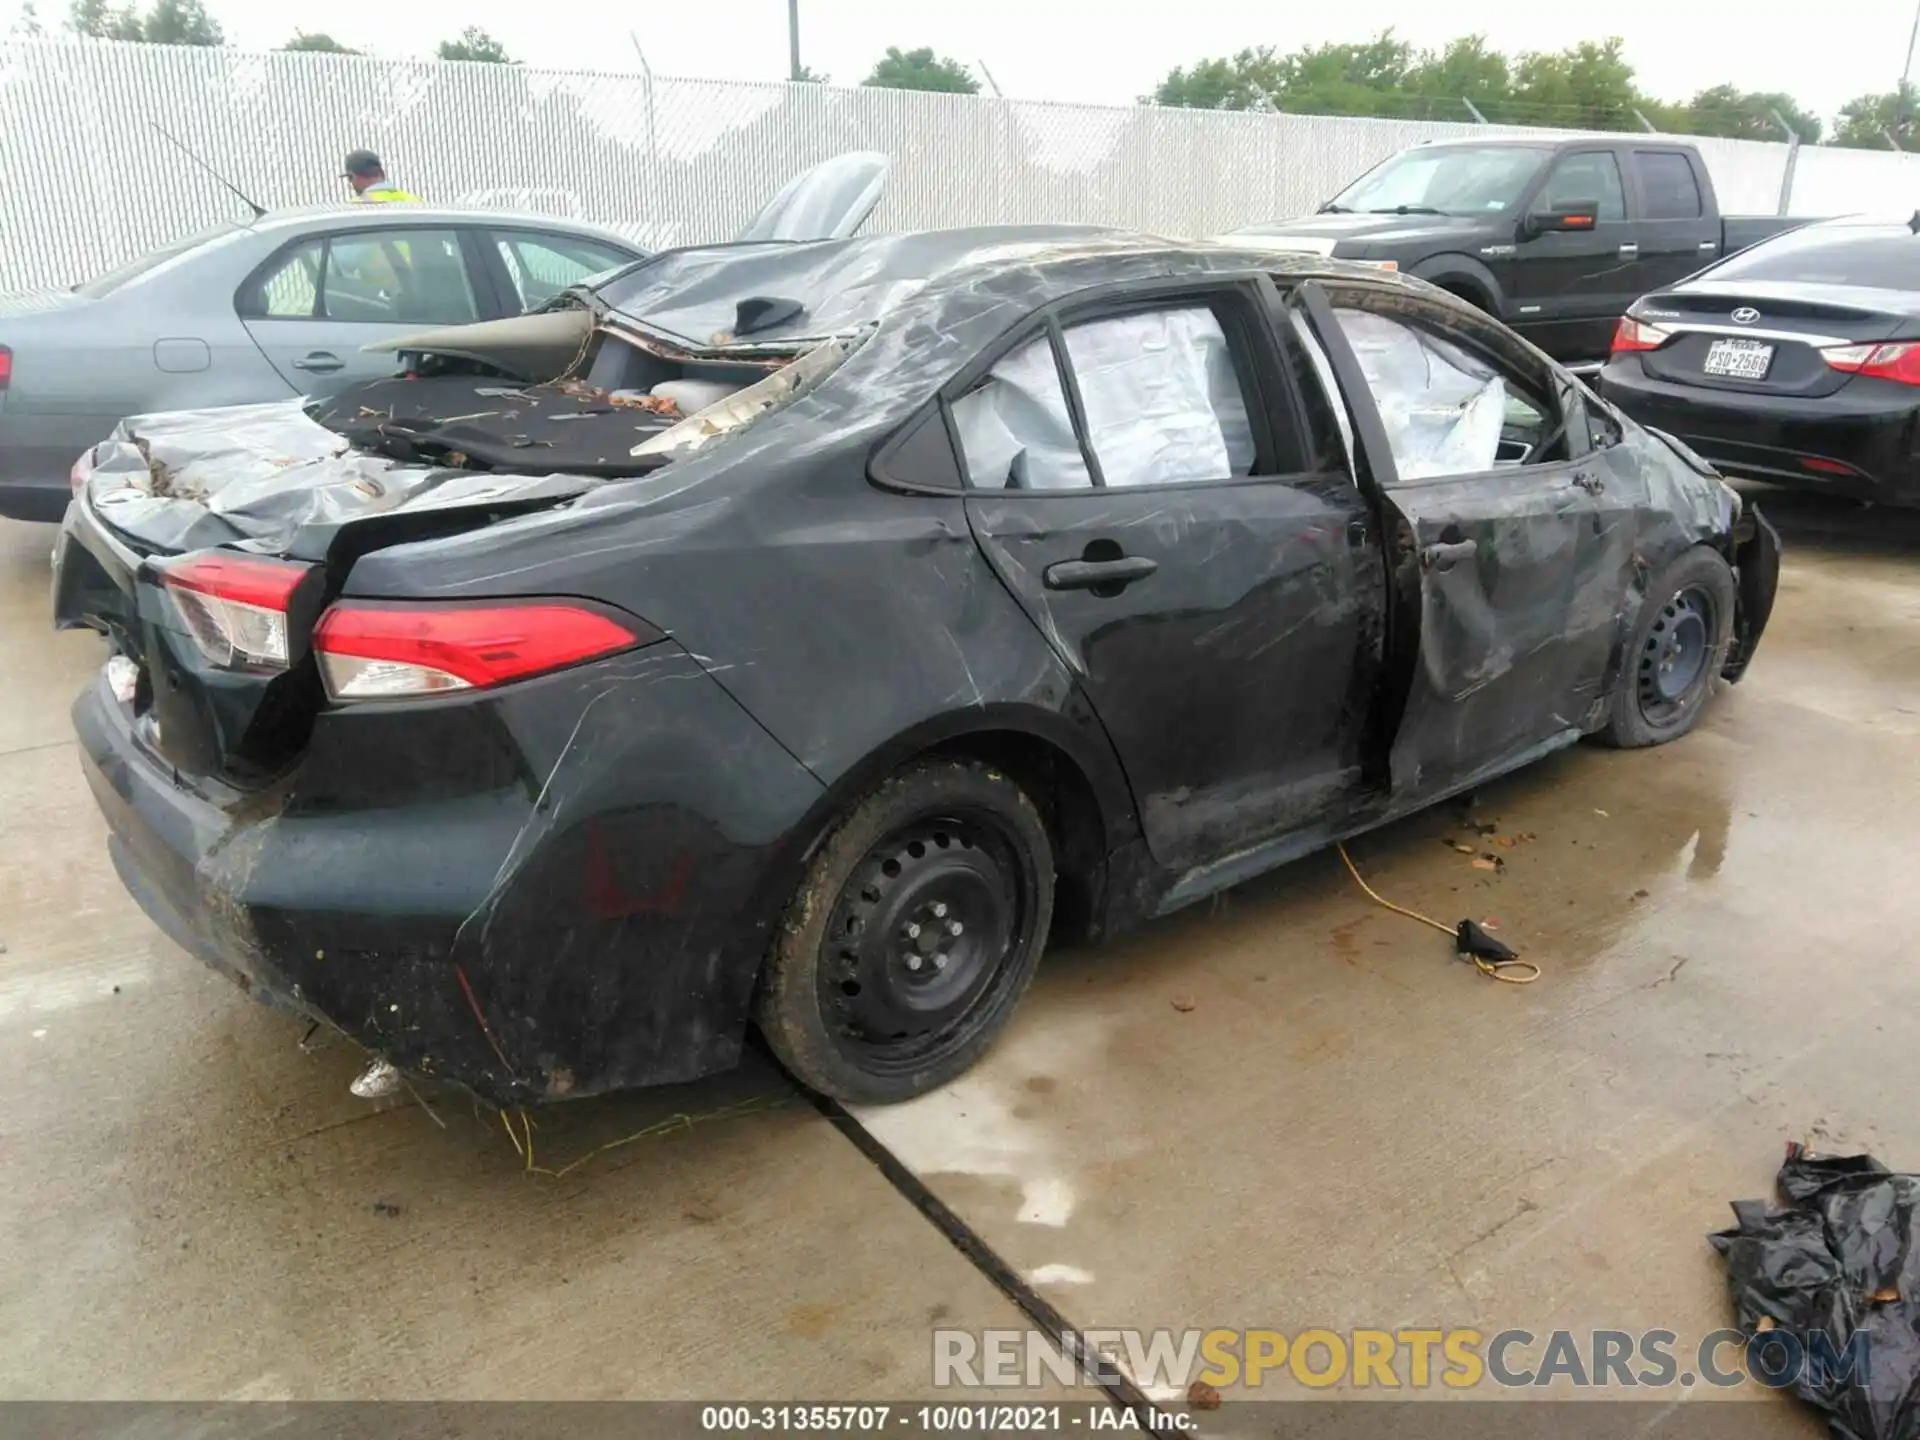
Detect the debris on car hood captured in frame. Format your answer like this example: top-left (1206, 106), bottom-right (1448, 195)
top-left (81, 400), bottom-right (596, 555)
top-left (1710, 1144), bottom-right (1920, 1440)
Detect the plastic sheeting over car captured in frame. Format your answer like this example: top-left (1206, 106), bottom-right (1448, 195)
top-left (1711, 1144), bottom-right (1920, 1440)
top-left (950, 306), bottom-right (1255, 490)
top-left (1332, 307), bottom-right (1507, 480)
top-left (80, 400), bottom-right (591, 555)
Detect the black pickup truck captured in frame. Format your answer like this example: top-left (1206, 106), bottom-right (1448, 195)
top-left (1229, 137), bottom-right (1814, 368)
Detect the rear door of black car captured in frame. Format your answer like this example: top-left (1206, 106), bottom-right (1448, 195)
top-left (1286, 281), bottom-right (1644, 798)
top-left (946, 278), bottom-right (1388, 874)
top-left (1628, 149), bottom-right (1723, 292)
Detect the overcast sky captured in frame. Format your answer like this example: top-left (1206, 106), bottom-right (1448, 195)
top-left (2, 0), bottom-right (1912, 123)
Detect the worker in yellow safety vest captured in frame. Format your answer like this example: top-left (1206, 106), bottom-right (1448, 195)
top-left (342, 149), bottom-right (420, 203)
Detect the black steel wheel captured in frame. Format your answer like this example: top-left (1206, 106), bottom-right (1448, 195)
top-left (1598, 547), bottom-right (1738, 749)
top-left (1636, 584), bottom-right (1715, 726)
top-left (756, 760), bottom-right (1054, 1104)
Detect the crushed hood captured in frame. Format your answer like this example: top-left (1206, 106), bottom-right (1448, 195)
top-left (81, 400), bottom-right (593, 557)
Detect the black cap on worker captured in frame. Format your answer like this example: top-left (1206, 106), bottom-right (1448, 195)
top-left (341, 149), bottom-right (383, 179)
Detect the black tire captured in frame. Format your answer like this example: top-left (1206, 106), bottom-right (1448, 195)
top-left (756, 759), bottom-right (1055, 1105)
top-left (1596, 547), bottom-right (1738, 749)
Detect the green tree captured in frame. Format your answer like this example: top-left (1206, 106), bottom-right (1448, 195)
top-left (1149, 48), bottom-right (1287, 110)
top-left (68, 0), bottom-right (145, 40)
top-left (141, 0), bottom-right (219, 43)
top-left (282, 31), bottom-right (359, 54)
top-left (13, 1), bottom-right (45, 35)
top-left (1832, 86), bottom-right (1913, 148)
top-left (1405, 34), bottom-right (1511, 117)
top-left (862, 46), bottom-right (978, 94)
top-left (68, 0), bottom-right (219, 43)
top-left (435, 26), bottom-right (513, 63)
top-left (1504, 38), bottom-right (1640, 130)
top-left (1670, 85), bottom-right (1821, 143)
top-left (1154, 32), bottom-right (1453, 117)
top-left (792, 64), bottom-right (829, 83)
top-left (1145, 29), bottom-right (1830, 137)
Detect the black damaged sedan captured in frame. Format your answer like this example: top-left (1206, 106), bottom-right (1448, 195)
top-left (53, 230), bottom-right (1781, 1105)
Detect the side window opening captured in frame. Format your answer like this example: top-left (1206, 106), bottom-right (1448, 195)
top-left (950, 299), bottom-right (1262, 491)
top-left (243, 232), bottom-right (479, 325)
top-left (1636, 152), bottom-right (1704, 221)
top-left (325, 230), bottom-right (478, 326)
top-left (1062, 305), bottom-right (1257, 488)
top-left (1533, 152), bottom-right (1627, 223)
top-left (247, 238), bottom-right (324, 318)
top-left (1331, 307), bottom-right (1570, 481)
top-left (951, 334), bottom-right (1093, 490)
top-left (495, 233), bottom-right (632, 311)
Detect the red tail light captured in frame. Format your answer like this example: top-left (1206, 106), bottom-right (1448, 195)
top-left (1821, 341), bottom-right (1920, 387)
top-left (1801, 456), bottom-right (1857, 476)
top-left (1611, 316), bottom-right (1670, 354)
top-left (158, 552), bottom-right (314, 669)
top-left (313, 600), bottom-right (654, 701)
top-left (0, 345), bottom-right (12, 390)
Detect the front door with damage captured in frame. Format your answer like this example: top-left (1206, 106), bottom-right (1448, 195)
top-left (1302, 288), bottom-right (1643, 796)
top-left (955, 284), bottom-right (1385, 872)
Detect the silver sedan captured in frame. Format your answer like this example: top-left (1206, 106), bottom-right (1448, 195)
top-left (0, 205), bottom-right (644, 521)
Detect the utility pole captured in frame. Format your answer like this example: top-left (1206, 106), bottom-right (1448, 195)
top-left (788, 0), bottom-right (802, 81)
top-left (1461, 97), bottom-right (1489, 125)
top-left (977, 59), bottom-right (1004, 98)
top-left (1632, 108), bottom-right (1658, 133)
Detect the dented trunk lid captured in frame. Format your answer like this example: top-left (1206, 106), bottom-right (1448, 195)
top-left (55, 400), bottom-right (595, 786)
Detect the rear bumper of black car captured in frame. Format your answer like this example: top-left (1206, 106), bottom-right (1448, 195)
top-left (1602, 359), bottom-right (1920, 504)
top-left (73, 641), bottom-right (827, 1104)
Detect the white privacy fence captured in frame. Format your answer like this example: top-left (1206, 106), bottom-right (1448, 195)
top-left (4, 38), bottom-right (1920, 293)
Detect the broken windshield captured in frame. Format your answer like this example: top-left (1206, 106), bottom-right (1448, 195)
top-left (1328, 146), bottom-right (1551, 217)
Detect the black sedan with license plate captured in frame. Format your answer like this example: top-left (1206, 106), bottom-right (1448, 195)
top-left (1600, 215), bottom-right (1920, 504)
top-left (53, 232), bottom-right (1781, 1106)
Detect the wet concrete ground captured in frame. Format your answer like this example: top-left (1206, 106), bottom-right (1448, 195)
top-left (1, 489), bottom-right (1914, 1422)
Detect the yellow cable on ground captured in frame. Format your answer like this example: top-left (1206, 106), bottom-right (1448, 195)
top-left (1336, 842), bottom-right (1541, 984)
top-left (499, 1094), bottom-right (789, 1180)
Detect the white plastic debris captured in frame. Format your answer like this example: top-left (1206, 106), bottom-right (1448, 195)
top-left (105, 655), bottom-right (139, 705)
top-left (349, 1057), bottom-right (403, 1099)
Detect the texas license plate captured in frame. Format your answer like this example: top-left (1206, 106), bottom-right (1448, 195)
top-left (1703, 338), bottom-right (1774, 380)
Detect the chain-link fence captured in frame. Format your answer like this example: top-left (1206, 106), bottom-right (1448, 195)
top-left (4, 38), bottom-right (1919, 294)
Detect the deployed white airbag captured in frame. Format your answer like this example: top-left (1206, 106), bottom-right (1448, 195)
top-left (1332, 308), bottom-right (1506, 480)
top-left (950, 308), bottom-right (1254, 490)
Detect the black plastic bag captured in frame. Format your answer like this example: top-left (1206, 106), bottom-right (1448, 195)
top-left (1710, 1144), bottom-right (1920, 1439)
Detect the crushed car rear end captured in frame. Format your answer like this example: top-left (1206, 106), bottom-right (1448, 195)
top-left (51, 283), bottom-right (893, 1103)
top-left (58, 452), bottom-right (830, 1104)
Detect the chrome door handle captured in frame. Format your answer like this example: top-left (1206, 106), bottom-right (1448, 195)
top-left (1698, 241), bottom-right (1719, 252)
top-left (1617, 243), bottom-right (1640, 257)
top-left (291, 352), bottom-right (344, 374)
